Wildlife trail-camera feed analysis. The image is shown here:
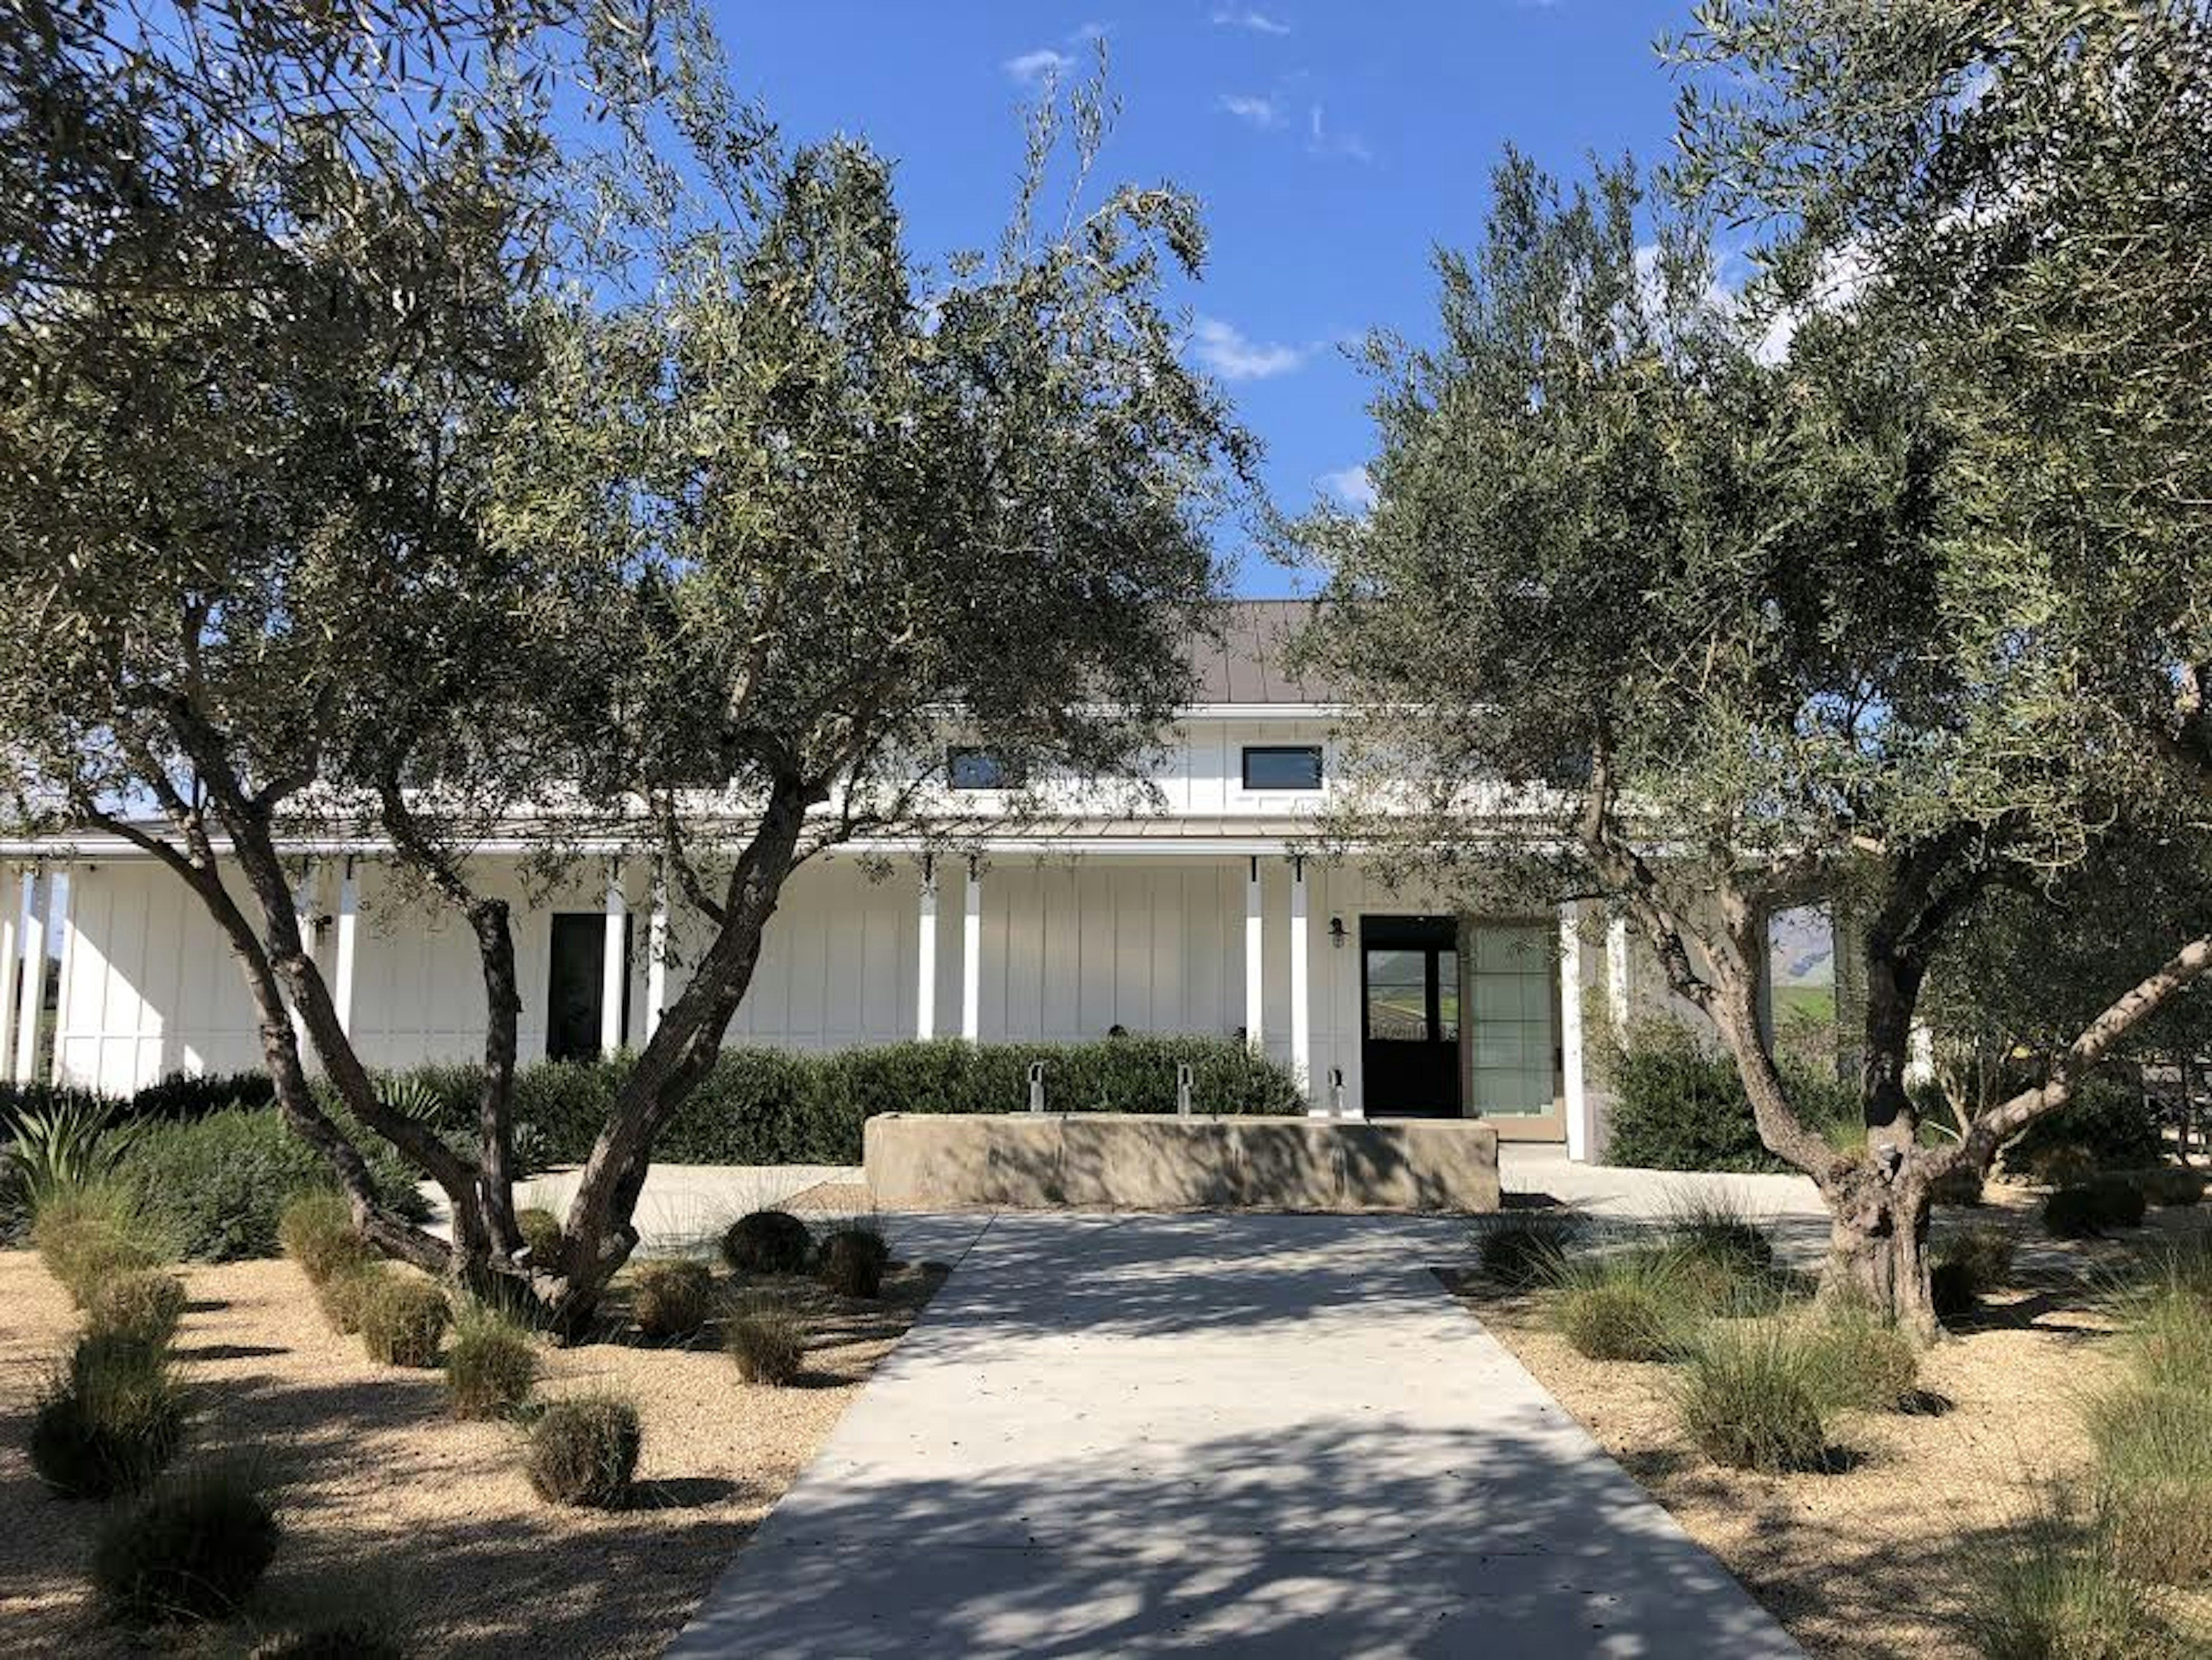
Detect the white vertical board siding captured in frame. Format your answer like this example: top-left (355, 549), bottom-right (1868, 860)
top-left (720, 858), bottom-right (919, 1052)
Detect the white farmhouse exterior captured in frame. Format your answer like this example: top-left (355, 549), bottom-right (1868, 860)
top-left (2, 603), bottom-right (1705, 1160)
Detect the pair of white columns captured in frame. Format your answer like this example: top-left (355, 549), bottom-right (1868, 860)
top-left (3, 867), bottom-right (48, 1085)
top-left (914, 858), bottom-right (982, 1044)
top-left (599, 864), bottom-right (671, 1054)
top-left (1558, 901), bottom-right (1636, 1162)
top-left (1245, 856), bottom-right (1312, 1096)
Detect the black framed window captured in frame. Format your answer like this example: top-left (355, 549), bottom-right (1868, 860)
top-left (948, 746), bottom-right (1024, 791)
top-left (1241, 744), bottom-right (1324, 791)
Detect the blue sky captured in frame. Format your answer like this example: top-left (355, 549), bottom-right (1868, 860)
top-left (712, 3), bottom-right (1689, 596)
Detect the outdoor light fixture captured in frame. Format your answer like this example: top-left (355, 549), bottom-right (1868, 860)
top-left (1328, 917), bottom-right (1346, 950)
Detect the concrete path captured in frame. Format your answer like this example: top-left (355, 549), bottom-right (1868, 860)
top-left (669, 1212), bottom-right (1799, 1658)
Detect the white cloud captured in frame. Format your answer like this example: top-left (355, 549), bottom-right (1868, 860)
top-left (1190, 316), bottom-right (1307, 381)
top-left (1306, 102), bottom-right (1372, 163)
top-left (1218, 93), bottom-right (1281, 127)
top-left (1004, 47), bottom-right (1073, 87)
top-left (1321, 465), bottom-right (1377, 513)
top-left (1212, 7), bottom-right (1291, 33)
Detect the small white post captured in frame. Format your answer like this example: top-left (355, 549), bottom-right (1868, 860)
top-left (960, 858), bottom-right (982, 1043)
top-left (646, 862), bottom-right (669, 1042)
top-left (915, 860), bottom-right (938, 1041)
top-left (0, 869), bottom-right (18, 1080)
top-left (1289, 856), bottom-right (1311, 1096)
top-left (1244, 856), bottom-right (1264, 1054)
top-left (288, 861), bottom-right (317, 1060)
top-left (15, 868), bottom-right (48, 1085)
top-left (1560, 902), bottom-right (1592, 1163)
top-left (601, 865), bottom-right (627, 1056)
top-left (333, 858), bottom-right (360, 1039)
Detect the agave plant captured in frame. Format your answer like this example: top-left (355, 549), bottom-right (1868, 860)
top-left (6, 1098), bottom-right (142, 1209)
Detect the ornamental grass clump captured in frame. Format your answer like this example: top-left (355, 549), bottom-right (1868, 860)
top-left (444, 1303), bottom-right (537, 1419)
top-left (722, 1209), bottom-right (813, 1276)
top-left (85, 1269), bottom-right (189, 1349)
top-left (1472, 1211), bottom-right (1585, 1290)
top-left (33, 1181), bottom-right (166, 1306)
top-left (725, 1295), bottom-right (807, 1385)
top-left (29, 1333), bottom-right (188, 1499)
top-left (1933, 1225), bottom-right (2018, 1319)
top-left (247, 1618), bottom-right (408, 1659)
top-left (1676, 1324), bottom-right (1831, 1473)
top-left (277, 1191), bottom-right (368, 1284)
top-left (315, 1262), bottom-right (386, 1336)
top-left (2085, 1381), bottom-right (2212, 1586)
top-left (525, 1393), bottom-right (641, 1508)
top-left (817, 1225), bottom-right (892, 1299)
top-left (1551, 1248), bottom-right (1703, 1362)
top-left (357, 1275), bottom-right (451, 1368)
top-left (1805, 1306), bottom-right (1922, 1413)
top-left (630, 1259), bottom-right (714, 1343)
top-left (92, 1461), bottom-right (279, 1625)
top-left (1663, 1192), bottom-right (1787, 1313)
top-left (1966, 1495), bottom-right (2168, 1660)
top-left (516, 1207), bottom-right (564, 1265)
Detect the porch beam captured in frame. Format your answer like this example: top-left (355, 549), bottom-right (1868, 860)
top-left (1244, 857), bottom-right (1263, 1054)
top-left (16, 868), bottom-right (48, 1085)
top-left (960, 859), bottom-right (981, 1043)
top-left (601, 866), bottom-right (627, 1055)
top-left (916, 860), bottom-right (938, 1040)
top-left (1289, 856), bottom-right (1311, 1097)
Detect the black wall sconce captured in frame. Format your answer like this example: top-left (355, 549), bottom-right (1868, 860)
top-left (1328, 917), bottom-right (1347, 950)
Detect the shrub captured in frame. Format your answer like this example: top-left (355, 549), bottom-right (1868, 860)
top-left (2045, 1186), bottom-right (2109, 1240)
top-left (2086, 1177), bottom-right (2147, 1231)
top-left (2131, 1165), bottom-right (2208, 1208)
top-left (357, 1275), bottom-right (451, 1368)
top-left (722, 1209), bottom-right (813, 1276)
top-left (1601, 1021), bottom-right (1857, 1173)
top-left (725, 1298), bottom-right (806, 1385)
top-left (443, 1303), bottom-right (536, 1419)
top-left (817, 1226), bottom-right (892, 1299)
top-left (119, 1107), bottom-right (426, 1262)
top-left (86, 1269), bottom-right (189, 1348)
top-left (515, 1207), bottom-right (564, 1264)
top-left (4, 1095), bottom-right (142, 1211)
top-left (1805, 1308), bottom-right (1921, 1413)
top-left (1933, 1225), bottom-right (2018, 1319)
top-left (278, 1191), bottom-right (369, 1284)
top-left (525, 1394), bottom-right (641, 1508)
top-left (32, 1180), bottom-right (166, 1304)
top-left (1472, 1211), bottom-right (1585, 1290)
top-left (2085, 1383), bottom-right (2212, 1586)
top-left (630, 1259), bottom-right (714, 1342)
top-left (1967, 1498), bottom-right (2167, 1660)
top-left (316, 1263), bottom-right (386, 1336)
top-left (30, 1334), bottom-right (188, 1499)
top-left (92, 1462), bottom-right (279, 1624)
top-left (1552, 1250), bottom-right (1700, 1362)
top-left (1676, 1325), bottom-right (1831, 1472)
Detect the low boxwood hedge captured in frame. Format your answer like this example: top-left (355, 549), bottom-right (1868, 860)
top-left (1600, 1022), bottom-right (1857, 1174)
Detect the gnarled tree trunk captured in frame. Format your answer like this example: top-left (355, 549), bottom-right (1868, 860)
top-left (1820, 1159), bottom-right (1938, 1343)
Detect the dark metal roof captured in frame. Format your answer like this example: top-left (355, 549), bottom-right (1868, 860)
top-left (1186, 600), bottom-right (1340, 705)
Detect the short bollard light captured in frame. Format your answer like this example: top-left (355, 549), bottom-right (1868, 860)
top-left (1028, 1060), bottom-right (1047, 1114)
top-left (1176, 1062), bottom-right (1194, 1117)
top-left (1330, 1067), bottom-right (1347, 1118)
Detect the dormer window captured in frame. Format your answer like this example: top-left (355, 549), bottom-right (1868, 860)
top-left (1242, 744), bottom-right (1324, 791)
top-left (948, 747), bottom-right (1024, 791)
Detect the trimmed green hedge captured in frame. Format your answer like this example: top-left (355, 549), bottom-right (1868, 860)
top-left (1602, 1022), bottom-right (1857, 1174)
top-left (400, 1037), bottom-right (1305, 1166)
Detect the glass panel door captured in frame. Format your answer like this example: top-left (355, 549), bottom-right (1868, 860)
top-left (1467, 925), bottom-right (1555, 1117)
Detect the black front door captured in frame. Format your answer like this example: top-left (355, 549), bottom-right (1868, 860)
top-left (547, 912), bottom-right (630, 1060)
top-left (1361, 915), bottom-right (1461, 1117)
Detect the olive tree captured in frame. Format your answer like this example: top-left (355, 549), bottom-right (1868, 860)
top-left (1291, 142), bottom-right (2209, 1337)
top-left (2, 11), bottom-right (1248, 1327)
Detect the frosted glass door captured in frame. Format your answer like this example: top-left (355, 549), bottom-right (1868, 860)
top-left (1467, 925), bottom-right (1555, 1117)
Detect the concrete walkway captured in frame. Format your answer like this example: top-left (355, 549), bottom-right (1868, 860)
top-left (669, 1211), bottom-right (1799, 1658)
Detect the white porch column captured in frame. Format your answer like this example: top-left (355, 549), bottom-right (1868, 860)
top-left (288, 863), bottom-right (317, 1065)
top-left (645, 863), bottom-right (669, 1042)
top-left (332, 859), bottom-right (360, 1039)
top-left (1288, 856), bottom-right (1311, 1096)
top-left (0, 869), bottom-right (19, 1081)
top-left (915, 860), bottom-right (938, 1041)
top-left (1605, 913), bottom-right (1633, 1036)
top-left (960, 859), bottom-right (982, 1043)
top-left (1560, 902), bottom-right (1594, 1162)
top-left (16, 868), bottom-right (49, 1085)
top-left (1244, 857), bottom-right (1264, 1054)
top-left (601, 866), bottom-right (627, 1056)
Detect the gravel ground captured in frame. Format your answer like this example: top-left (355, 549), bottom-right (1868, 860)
top-left (0, 1243), bottom-right (947, 1658)
top-left (1444, 1203), bottom-right (2212, 1660)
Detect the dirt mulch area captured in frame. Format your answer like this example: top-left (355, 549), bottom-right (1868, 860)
top-left (0, 1245), bottom-right (947, 1658)
top-left (1442, 1217), bottom-right (2212, 1660)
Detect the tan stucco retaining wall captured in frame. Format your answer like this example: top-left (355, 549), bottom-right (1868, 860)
top-left (863, 1113), bottom-right (1501, 1214)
